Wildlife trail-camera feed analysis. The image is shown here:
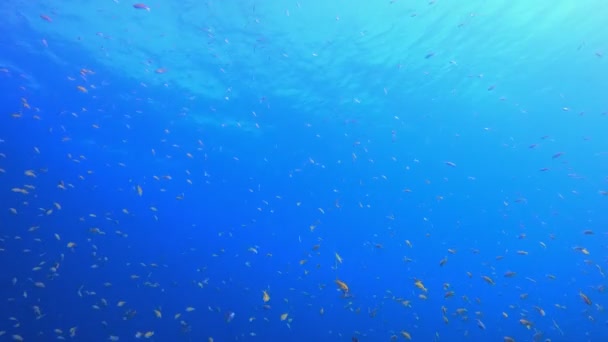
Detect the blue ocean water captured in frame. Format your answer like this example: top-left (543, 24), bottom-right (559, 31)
top-left (1, 1), bottom-right (607, 341)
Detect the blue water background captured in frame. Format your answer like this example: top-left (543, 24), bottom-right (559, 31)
top-left (0, 1), bottom-right (607, 341)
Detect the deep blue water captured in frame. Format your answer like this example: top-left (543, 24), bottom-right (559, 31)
top-left (1, 1), bottom-right (607, 341)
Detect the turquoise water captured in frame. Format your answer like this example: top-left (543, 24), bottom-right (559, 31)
top-left (0, 1), bottom-right (607, 341)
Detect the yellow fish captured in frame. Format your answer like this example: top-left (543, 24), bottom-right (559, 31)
top-left (262, 290), bottom-right (270, 303)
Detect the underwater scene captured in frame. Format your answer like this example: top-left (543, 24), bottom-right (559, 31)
top-left (0, 1), bottom-right (607, 341)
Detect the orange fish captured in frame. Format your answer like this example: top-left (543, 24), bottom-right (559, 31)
top-left (579, 291), bottom-right (592, 305)
top-left (335, 279), bottom-right (349, 293)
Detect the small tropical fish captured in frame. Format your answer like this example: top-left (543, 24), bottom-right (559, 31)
top-left (133, 3), bottom-right (150, 11)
